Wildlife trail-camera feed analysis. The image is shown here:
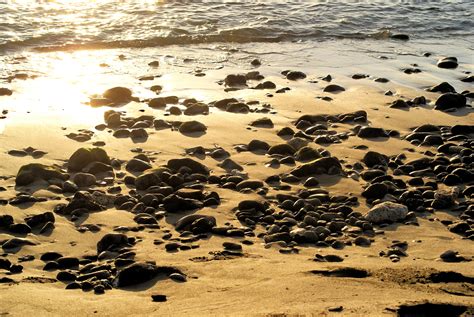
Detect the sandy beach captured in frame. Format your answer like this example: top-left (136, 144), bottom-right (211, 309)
top-left (0, 16), bottom-right (473, 316)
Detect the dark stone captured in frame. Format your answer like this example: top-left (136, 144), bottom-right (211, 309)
top-left (103, 87), bottom-right (133, 103)
top-left (0, 88), bottom-right (13, 96)
top-left (363, 151), bottom-right (389, 168)
top-left (285, 71), bottom-right (306, 80)
top-left (224, 74), bottom-right (247, 87)
top-left (97, 233), bottom-right (129, 253)
top-left (362, 183), bottom-right (388, 199)
top-left (167, 158), bottom-right (209, 175)
top-left (391, 34), bottom-right (409, 40)
top-left (175, 214), bottom-right (216, 232)
top-left (428, 82), bottom-right (455, 93)
top-left (323, 84), bottom-right (345, 93)
top-left (115, 262), bottom-right (180, 287)
top-left (290, 157), bottom-right (342, 177)
top-left (434, 93), bottom-right (466, 111)
top-left (179, 121), bottom-right (207, 134)
top-left (437, 57), bottom-right (458, 69)
top-left (68, 148), bottom-right (111, 172)
top-left (15, 163), bottom-right (67, 186)
top-left (357, 127), bottom-right (389, 138)
top-left (25, 211), bottom-right (55, 228)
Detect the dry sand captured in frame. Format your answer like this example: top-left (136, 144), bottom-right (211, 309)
top-left (0, 40), bottom-right (473, 316)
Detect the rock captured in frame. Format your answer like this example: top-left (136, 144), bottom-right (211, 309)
top-left (434, 93), bottom-right (466, 111)
top-left (391, 34), bottom-right (409, 40)
top-left (15, 163), bottom-right (67, 186)
top-left (365, 202), bottom-right (408, 224)
top-left (357, 127), bottom-right (389, 138)
top-left (72, 173), bottom-right (97, 187)
top-left (248, 140), bottom-right (270, 152)
top-left (290, 157), bottom-right (342, 177)
top-left (175, 214), bottom-right (216, 232)
top-left (131, 128), bottom-right (148, 139)
top-left (179, 121), bottom-right (207, 134)
top-left (169, 273), bottom-right (186, 282)
top-left (162, 194), bottom-right (202, 213)
top-left (437, 57), bottom-right (458, 69)
top-left (126, 158), bottom-right (152, 173)
top-left (151, 294), bottom-right (167, 302)
top-left (223, 242), bottom-right (242, 251)
top-left (448, 222), bottom-right (470, 234)
top-left (0, 88), bottom-right (13, 96)
top-left (323, 84), bottom-right (345, 93)
top-left (114, 262), bottom-right (159, 287)
top-left (268, 144), bottom-right (296, 156)
top-left (97, 233), bottom-right (129, 254)
top-left (236, 180), bottom-right (264, 191)
top-left (218, 159), bottom-right (243, 171)
top-left (0, 215), bottom-right (14, 228)
top-left (440, 250), bottom-right (467, 262)
top-left (8, 223), bottom-right (31, 234)
top-left (68, 148), bottom-right (111, 172)
top-left (184, 104), bottom-right (209, 115)
top-left (57, 257), bottom-right (79, 269)
top-left (362, 183), bottom-right (388, 199)
top-left (250, 118), bottom-right (274, 128)
top-left (451, 125), bottom-right (474, 135)
top-left (60, 191), bottom-right (106, 214)
top-left (461, 75), bottom-right (474, 83)
top-left (135, 173), bottom-right (160, 190)
top-left (285, 71), bottom-right (306, 80)
top-left (363, 151), bottom-right (389, 167)
top-left (25, 211), bottom-right (55, 228)
top-left (251, 59), bottom-right (261, 66)
top-left (167, 158), bottom-right (209, 175)
top-left (103, 87), bottom-right (133, 103)
top-left (2, 238), bottom-right (37, 250)
top-left (224, 74), bottom-right (247, 87)
top-left (254, 81), bottom-right (276, 89)
top-left (428, 82), bottom-right (455, 93)
top-left (295, 147), bottom-right (321, 162)
top-left (354, 236), bottom-right (371, 246)
top-left (390, 99), bottom-right (409, 109)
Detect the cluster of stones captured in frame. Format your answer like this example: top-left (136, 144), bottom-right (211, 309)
top-left (39, 234), bottom-right (187, 294)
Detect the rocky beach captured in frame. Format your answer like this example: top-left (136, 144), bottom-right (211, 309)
top-left (0, 1), bottom-right (473, 316)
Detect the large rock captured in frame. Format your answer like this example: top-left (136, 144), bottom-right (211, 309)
top-left (0, 88), bottom-right (13, 96)
top-left (125, 158), bottom-right (152, 173)
top-left (103, 87), bottom-right (133, 103)
top-left (16, 164), bottom-right (67, 186)
top-left (428, 82), bottom-right (455, 93)
top-left (97, 233), bottom-right (129, 254)
top-left (290, 157), bottom-right (342, 177)
top-left (135, 173), bottom-right (160, 190)
top-left (365, 202), bottom-right (408, 223)
top-left (175, 214), bottom-right (216, 232)
top-left (114, 262), bottom-right (182, 287)
top-left (363, 151), bottom-right (389, 168)
top-left (224, 74), bottom-right (247, 87)
top-left (60, 191), bottom-right (106, 214)
top-left (68, 148), bottom-right (111, 172)
top-left (434, 93), bottom-right (466, 111)
top-left (114, 262), bottom-right (159, 287)
top-left (178, 121), bottom-right (207, 134)
top-left (357, 127), bottom-right (389, 138)
top-left (167, 158), bottom-right (209, 175)
top-left (437, 57), bottom-right (458, 69)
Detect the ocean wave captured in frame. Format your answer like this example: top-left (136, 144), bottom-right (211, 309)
top-left (0, 0), bottom-right (472, 53)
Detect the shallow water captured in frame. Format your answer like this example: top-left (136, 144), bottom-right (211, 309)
top-left (0, 0), bottom-right (473, 52)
